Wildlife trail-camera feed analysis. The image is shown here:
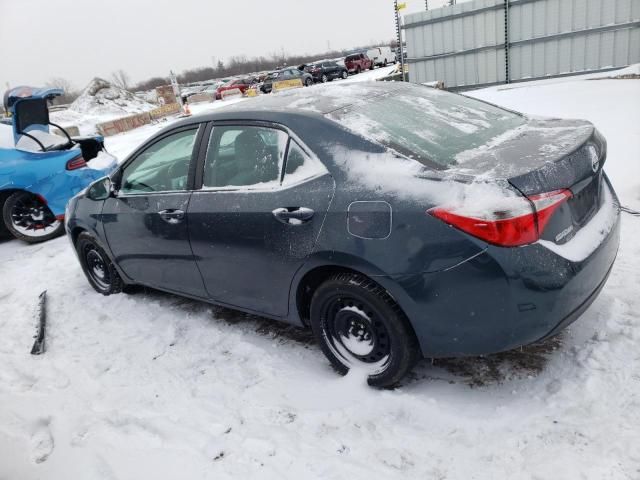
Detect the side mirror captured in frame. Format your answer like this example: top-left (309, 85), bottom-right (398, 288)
top-left (87, 176), bottom-right (113, 201)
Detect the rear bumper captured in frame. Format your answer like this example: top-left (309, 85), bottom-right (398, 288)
top-left (389, 180), bottom-right (621, 358)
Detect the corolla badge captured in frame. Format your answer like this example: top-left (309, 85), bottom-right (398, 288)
top-left (587, 144), bottom-right (599, 172)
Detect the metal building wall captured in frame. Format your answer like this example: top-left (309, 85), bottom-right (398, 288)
top-left (404, 0), bottom-right (640, 88)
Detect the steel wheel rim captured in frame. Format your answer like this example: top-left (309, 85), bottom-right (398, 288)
top-left (84, 245), bottom-right (111, 290)
top-left (10, 195), bottom-right (60, 238)
top-left (322, 296), bottom-right (391, 374)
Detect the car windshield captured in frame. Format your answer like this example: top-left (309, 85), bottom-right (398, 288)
top-left (328, 85), bottom-right (525, 169)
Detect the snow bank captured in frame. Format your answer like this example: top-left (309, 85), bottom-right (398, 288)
top-left (50, 78), bottom-right (156, 136)
top-left (69, 78), bottom-right (155, 117)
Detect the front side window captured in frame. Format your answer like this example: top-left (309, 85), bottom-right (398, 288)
top-left (204, 126), bottom-right (288, 188)
top-left (120, 128), bottom-right (197, 194)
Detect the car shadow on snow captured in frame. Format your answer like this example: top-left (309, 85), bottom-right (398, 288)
top-left (131, 286), bottom-right (564, 388)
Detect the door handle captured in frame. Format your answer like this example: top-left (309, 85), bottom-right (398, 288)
top-left (158, 209), bottom-right (185, 224)
top-left (272, 207), bottom-right (315, 225)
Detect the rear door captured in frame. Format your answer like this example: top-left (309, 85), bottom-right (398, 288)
top-left (102, 125), bottom-right (208, 297)
top-left (187, 122), bottom-right (335, 317)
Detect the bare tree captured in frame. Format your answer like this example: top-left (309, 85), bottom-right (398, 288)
top-left (111, 69), bottom-right (131, 90)
top-left (45, 77), bottom-right (79, 104)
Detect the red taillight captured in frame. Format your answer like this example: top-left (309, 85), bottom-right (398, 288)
top-left (66, 156), bottom-right (87, 170)
top-left (428, 189), bottom-right (572, 247)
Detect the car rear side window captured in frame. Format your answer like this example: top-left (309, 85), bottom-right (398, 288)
top-left (282, 141), bottom-right (328, 187)
top-left (120, 128), bottom-right (197, 194)
top-left (203, 126), bottom-right (288, 188)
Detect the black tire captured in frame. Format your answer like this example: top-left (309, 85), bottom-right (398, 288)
top-left (321, 74), bottom-right (328, 83)
top-left (2, 191), bottom-right (65, 243)
top-left (76, 232), bottom-right (124, 295)
top-left (356, 67), bottom-right (361, 74)
top-left (341, 70), bottom-right (348, 79)
top-left (305, 78), bottom-right (313, 87)
top-left (310, 273), bottom-right (420, 388)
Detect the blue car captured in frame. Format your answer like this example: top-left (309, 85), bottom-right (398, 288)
top-left (0, 86), bottom-right (116, 243)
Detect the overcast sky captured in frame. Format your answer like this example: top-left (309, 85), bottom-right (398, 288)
top-left (0, 0), bottom-right (453, 92)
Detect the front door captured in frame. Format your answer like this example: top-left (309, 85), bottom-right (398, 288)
top-left (187, 123), bottom-right (334, 317)
top-left (102, 126), bottom-right (207, 297)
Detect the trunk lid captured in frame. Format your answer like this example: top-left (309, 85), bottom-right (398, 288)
top-left (453, 117), bottom-right (606, 243)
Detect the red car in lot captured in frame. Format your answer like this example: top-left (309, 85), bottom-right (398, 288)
top-left (344, 53), bottom-right (373, 74)
top-left (215, 77), bottom-right (255, 100)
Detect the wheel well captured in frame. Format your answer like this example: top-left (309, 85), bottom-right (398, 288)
top-left (70, 226), bottom-right (87, 245)
top-left (296, 265), bottom-right (390, 326)
top-left (0, 189), bottom-right (21, 206)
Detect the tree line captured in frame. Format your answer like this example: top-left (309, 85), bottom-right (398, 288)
top-left (45, 40), bottom-right (395, 104)
top-left (134, 40), bottom-right (395, 91)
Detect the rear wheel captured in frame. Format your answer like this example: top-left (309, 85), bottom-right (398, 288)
top-left (76, 232), bottom-right (124, 295)
top-left (2, 191), bottom-right (64, 243)
top-left (321, 74), bottom-right (328, 83)
top-left (310, 273), bottom-right (420, 388)
top-left (305, 78), bottom-right (313, 87)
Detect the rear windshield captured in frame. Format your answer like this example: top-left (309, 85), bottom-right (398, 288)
top-left (328, 85), bottom-right (525, 169)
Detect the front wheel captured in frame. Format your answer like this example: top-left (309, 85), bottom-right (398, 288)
top-left (305, 78), bottom-right (313, 87)
top-left (310, 273), bottom-right (419, 388)
top-left (76, 232), bottom-right (124, 295)
top-left (2, 191), bottom-right (65, 243)
top-left (321, 74), bottom-right (328, 83)
top-left (341, 70), bottom-right (348, 79)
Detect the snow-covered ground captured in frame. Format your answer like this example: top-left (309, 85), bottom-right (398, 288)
top-left (1, 67), bottom-right (639, 480)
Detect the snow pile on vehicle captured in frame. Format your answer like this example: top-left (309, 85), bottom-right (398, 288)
top-left (68, 78), bottom-right (155, 117)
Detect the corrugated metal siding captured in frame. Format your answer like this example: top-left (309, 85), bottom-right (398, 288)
top-left (404, 0), bottom-right (640, 88)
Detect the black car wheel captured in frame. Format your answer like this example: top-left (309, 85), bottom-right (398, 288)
top-left (310, 273), bottom-right (420, 388)
top-left (2, 191), bottom-right (65, 243)
top-left (341, 70), bottom-right (348, 79)
top-left (305, 78), bottom-right (313, 87)
top-left (76, 232), bottom-right (124, 295)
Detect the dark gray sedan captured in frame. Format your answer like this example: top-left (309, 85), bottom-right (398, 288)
top-left (66, 82), bottom-right (620, 387)
top-left (260, 68), bottom-right (313, 93)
